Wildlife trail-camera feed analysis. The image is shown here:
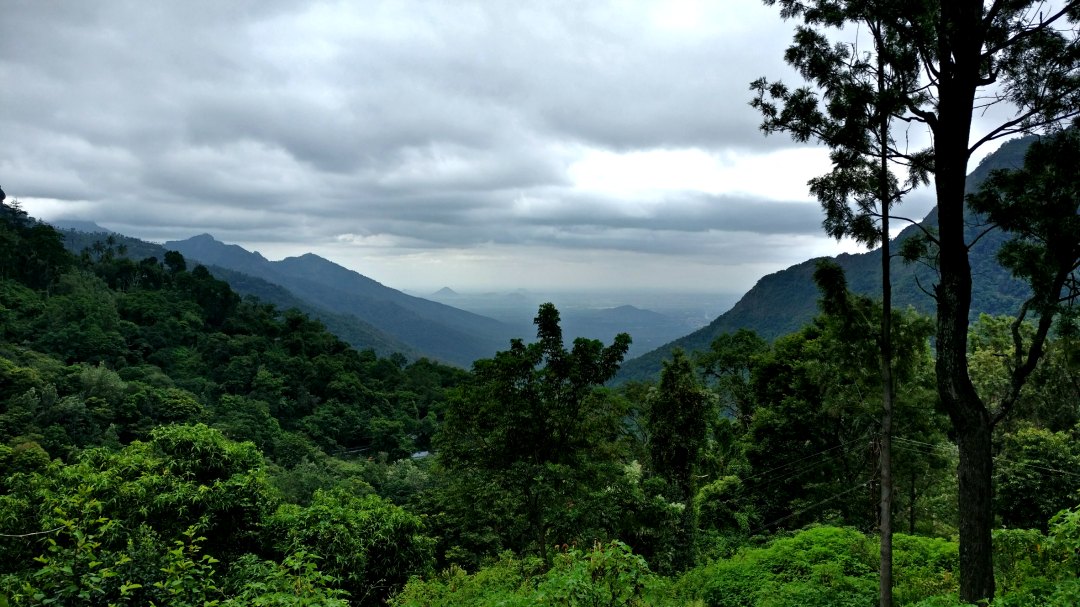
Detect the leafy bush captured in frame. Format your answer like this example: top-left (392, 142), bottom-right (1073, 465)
top-left (392, 541), bottom-right (673, 607)
top-left (892, 533), bottom-right (958, 603)
top-left (221, 551), bottom-right (349, 607)
top-left (268, 488), bottom-right (434, 607)
top-left (678, 527), bottom-right (961, 607)
top-left (535, 541), bottom-right (668, 606)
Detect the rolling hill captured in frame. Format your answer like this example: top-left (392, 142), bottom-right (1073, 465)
top-left (164, 234), bottom-right (514, 366)
top-left (54, 228), bottom-right (421, 359)
top-left (615, 136), bottom-right (1034, 382)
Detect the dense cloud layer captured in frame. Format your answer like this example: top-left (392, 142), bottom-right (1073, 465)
top-left (1, 1), bottom-right (937, 292)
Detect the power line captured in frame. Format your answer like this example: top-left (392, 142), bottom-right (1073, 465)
top-left (700, 432), bottom-right (876, 517)
top-left (894, 436), bottom-right (1080, 480)
top-left (751, 480), bottom-right (874, 534)
top-left (738, 432), bottom-right (874, 486)
top-left (0, 526), bottom-right (63, 539)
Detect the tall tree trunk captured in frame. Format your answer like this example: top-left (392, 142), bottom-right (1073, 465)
top-left (935, 101), bottom-right (994, 602)
top-left (935, 151), bottom-right (995, 603)
top-left (954, 405), bottom-right (995, 602)
top-left (879, 246), bottom-right (894, 607)
top-left (878, 51), bottom-right (894, 607)
top-left (933, 2), bottom-right (995, 599)
top-left (909, 473), bottom-right (916, 535)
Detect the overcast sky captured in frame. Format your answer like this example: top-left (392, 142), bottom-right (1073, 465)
top-left (3, 0), bottom-right (958, 295)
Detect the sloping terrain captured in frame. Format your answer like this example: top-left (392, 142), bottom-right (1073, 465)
top-left (55, 228), bottom-right (419, 359)
top-left (616, 136), bottom-right (1033, 382)
top-left (165, 234), bottom-right (513, 366)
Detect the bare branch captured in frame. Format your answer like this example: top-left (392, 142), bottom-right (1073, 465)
top-left (965, 225), bottom-right (1000, 251)
top-left (984, 2), bottom-right (1080, 56)
top-left (992, 303), bottom-right (1048, 426)
top-left (889, 215), bottom-right (941, 245)
top-left (970, 104), bottom-right (1080, 154)
top-left (914, 273), bottom-right (938, 301)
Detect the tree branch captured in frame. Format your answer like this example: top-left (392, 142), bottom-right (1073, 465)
top-left (984, 3), bottom-right (1080, 56)
top-left (965, 224), bottom-right (1000, 251)
top-left (890, 215), bottom-right (941, 245)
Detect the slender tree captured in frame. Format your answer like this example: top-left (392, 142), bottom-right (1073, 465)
top-left (752, 5), bottom-right (928, 604)
top-left (648, 349), bottom-right (710, 571)
top-left (755, 1), bottom-right (1080, 602)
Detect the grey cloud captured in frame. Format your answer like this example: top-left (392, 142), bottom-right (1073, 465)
top-left (301, 191), bottom-right (827, 254)
top-left (3, 0), bottom-right (856, 292)
top-left (505, 192), bottom-right (825, 235)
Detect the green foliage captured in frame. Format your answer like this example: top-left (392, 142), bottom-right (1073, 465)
top-left (221, 551), bottom-right (349, 607)
top-left (534, 541), bottom-right (667, 606)
top-left (0, 204), bottom-right (74, 292)
top-left (7, 492), bottom-right (127, 606)
top-left (676, 527), bottom-right (960, 607)
top-left (750, 0), bottom-right (930, 249)
top-left (3, 518), bottom-right (349, 607)
top-left (969, 314), bottom-right (1080, 433)
top-left (968, 126), bottom-right (1080, 321)
top-left (994, 426), bottom-right (1080, 531)
top-left (435, 303), bottom-right (631, 563)
top-left (0, 217), bottom-right (463, 465)
top-left (392, 541), bottom-right (673, 607)
top-left (908, 512), bottom-right (1080, 606)
top-left (0, 279), bottom-right (43, 342)
top-left (891, 534), bottom-right (959, 604)
top-left (649, 350), bottom-right (710, 499)
top-left (646, 350), bottom-right (710, 572)
top-left (268, 489), bottom-right (434, 607)
top-left (695, 476), bottom-right (752, 539)
top-left (149, 423), bottom-right (262, 483)
top-left (697, 328), bottom-right (767, 430)
top-left (266, 454), bottom-right (375, 507)
top-left (968, 314), bottom-right (1032, 414)
top-left (0, 424), bottom-right (276, 573)
top-left (150, 528), bottom-right (222, 607)
top-left (0, 209), bottom-right (474, 604)
top-left (35, 273), bottom-right (126, 365)
top-left (598, 461), bottom-right (688, 576)
top-left (390, 553), bottom-right (541, 607)
top-left (678, 526), bottom-right (878, 607)
top-left (743, 283), bottom-right (939, 531)
top-left (0, 428), bottom-right (369, 607)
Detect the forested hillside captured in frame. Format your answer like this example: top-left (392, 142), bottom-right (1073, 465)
top-left (617, 137), bottom-right (1033, 383)
top-left (3, 193), bottom-right (1079, 605)
top-left (165, 234), bottom-right (514, 367)
top-left (57, 228), bottom-right (420, 359)
top-left (1, 200), bottom-right (469, 604)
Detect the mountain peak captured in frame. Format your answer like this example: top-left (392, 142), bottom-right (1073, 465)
top-left (165, 234), bottom-right (269, 267)
top-left (51, 219), bottom-right (112, 233)
top-left (616, 135), bottom-right (1037, 383)
top-left (433, 287), bottom-right (459, 297)
top-left (287, 252), bottom-right (332, 264)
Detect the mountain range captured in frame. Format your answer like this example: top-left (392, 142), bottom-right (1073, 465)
top-left (54, 225), bottom-right (711, 365)
top-left (51, 134), bottom-right (1035, 377)
top-left (54, 226), bottom-right (423, 360)
top-left (614, 136), bottom-right (1033, 382)
top-left (162, 234), bottom-right (514, 367)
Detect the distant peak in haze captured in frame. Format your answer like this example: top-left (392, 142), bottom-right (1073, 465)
top-left (51, 219), bottom-right (112, 233)
top-left (433, 287), bottom-right (459, 297)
